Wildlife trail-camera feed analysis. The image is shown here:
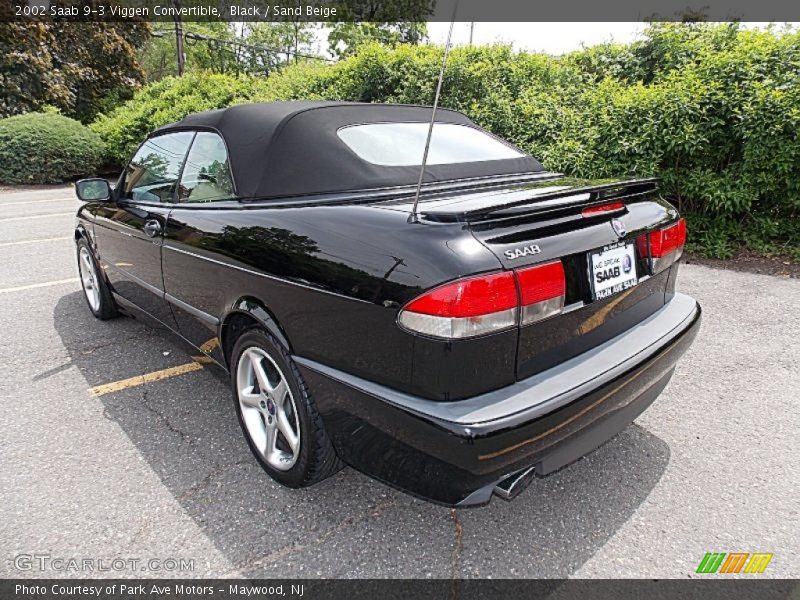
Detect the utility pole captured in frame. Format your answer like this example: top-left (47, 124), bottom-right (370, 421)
top-left (469, 22), bottom-right (474, 45)
top-left (173, 0), bottom-right (185, 76)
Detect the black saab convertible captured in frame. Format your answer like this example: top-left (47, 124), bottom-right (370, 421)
top-left (73, 101), bottom-right (700, 506)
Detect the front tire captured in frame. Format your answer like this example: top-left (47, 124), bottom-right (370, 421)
top-left (76, 238), bottom-right (117, 320)
top-left (231, 328), bottom-right (343, 488)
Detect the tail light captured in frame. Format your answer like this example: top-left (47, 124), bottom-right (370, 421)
top-left (398, 271), bottom-right (518, 338)
top-left (516, 260), bottom-right (566, 325)
top-left (398, 261), bottom-right (566, 339)
top-left (649, 218), bottom-right (687, 257)
top-left (581, 202), bottom-right (625, 217)
top-left (637, 218), bottom-right (687, 273)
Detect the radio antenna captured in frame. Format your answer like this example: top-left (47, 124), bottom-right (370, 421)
top-left (410, 3), bottom-right (459, 221)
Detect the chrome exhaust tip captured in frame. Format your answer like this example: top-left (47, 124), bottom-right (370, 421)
top-left (493, 465), bottom-right (536, 501)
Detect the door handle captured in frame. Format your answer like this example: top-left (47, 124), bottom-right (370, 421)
top-left (143, 219), bottom-right (162, 238)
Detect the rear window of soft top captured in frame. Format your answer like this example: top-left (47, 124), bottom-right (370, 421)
top-left (337, 122), bottom-right (525, 167)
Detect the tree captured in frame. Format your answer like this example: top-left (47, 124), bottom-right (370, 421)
top-left (140, 22), bottom-right (241, 81)
top-left (325, 0), bottom-right (431, 59)
top-left (242, 22), bottom-right (319, 71)
top-left (139, 22), bottom-right (319, 82)
top-left (0, 21), bottom-right (149, 122)
top-left (327, 22), bottom-right (428, 59)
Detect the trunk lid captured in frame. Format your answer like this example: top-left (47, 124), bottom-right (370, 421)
top-left (388, 174), bottom-right (681, 382)
top-left (457, 176), bottom-right (679, 380)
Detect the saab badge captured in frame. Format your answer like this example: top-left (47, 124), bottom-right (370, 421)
top-left (504, 244), bottom-right (542, 260)
top-left (611, 218), bottom-right (627, 238)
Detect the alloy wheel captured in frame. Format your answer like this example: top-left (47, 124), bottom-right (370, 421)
top-left (236, 347), bottom-right (301, 470)
top-left (78, 246), bottom-right (101, 312)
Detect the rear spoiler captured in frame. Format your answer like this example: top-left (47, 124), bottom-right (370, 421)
top-left (419, 178), bottom-right (660, 223)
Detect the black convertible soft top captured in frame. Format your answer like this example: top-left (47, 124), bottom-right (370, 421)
top-left (154, 101), bottom-right (543, 199)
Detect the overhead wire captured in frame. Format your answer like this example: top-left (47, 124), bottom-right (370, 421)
top-left (149, 27), bottom-right (333, 73)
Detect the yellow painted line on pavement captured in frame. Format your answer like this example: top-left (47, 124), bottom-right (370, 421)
top-left (0, 236), bottom-right (71, 248)
top-left (0, 277), bottom-right (79, 293)
top-left (0, 212), bottom-right (73, 223)
top-left (192, 355), bottom-right (215, 365)
top-left (199, 337), bottom-right (219, 353)
top-left (89, 361), bottom-right (205, 397)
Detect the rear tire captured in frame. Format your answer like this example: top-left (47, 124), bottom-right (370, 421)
top-left (76, 238), bottom-right (117, 320)
top-left (230, 328), bottom-right (343, 488)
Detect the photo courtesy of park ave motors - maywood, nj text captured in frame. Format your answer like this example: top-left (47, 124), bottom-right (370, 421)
top-left (0, 0), bottom-right (798, 595)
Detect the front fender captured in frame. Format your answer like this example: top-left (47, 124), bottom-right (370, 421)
top-left (74, 221), bottom-right (96, 250)
top-left (74, 201), bottom-right (98, 247)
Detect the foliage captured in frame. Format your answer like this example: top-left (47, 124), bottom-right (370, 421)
top-left (139, 22), bottom-right (320, 82)
top-left (245, 22), bottom-right (319, 67)
top-left (0, 112), bottom-right (104, 184)
top-left (91, 73), bottom-right (257, 165)
top-left (326, 0), bottom-right (431, 59)
top-left (0, 20), bottom-right (149, 123)
top-left (93, 24), bottom-right (800, 259)
top-left (327, 22), bottom-right (428, 59)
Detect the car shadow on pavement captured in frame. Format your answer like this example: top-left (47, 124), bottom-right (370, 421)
top-left (53, 291), bottom-right (671, 578)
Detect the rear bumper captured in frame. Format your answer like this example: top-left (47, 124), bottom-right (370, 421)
top-left (296, 293), bottom-right (701, 506)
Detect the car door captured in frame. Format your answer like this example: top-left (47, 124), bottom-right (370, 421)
top-left (93, 131), bottom-right (194, 325)
top-left (162, 131), bottom-right (238, 364)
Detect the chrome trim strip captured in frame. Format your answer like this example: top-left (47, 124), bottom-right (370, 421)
top-left (104, 260), bottom-right (221, 326)
top-left (561, 301), bottom-right (585, 314)
top-left (294, 293), bottom-right (699, 428)
top-left (164, 293), bottom-right (219, 326)
top-left (102, 261), bottom-right (163, 297)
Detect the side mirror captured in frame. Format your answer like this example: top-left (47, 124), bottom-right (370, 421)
top-left (75, 178), bottom-right (112, 202)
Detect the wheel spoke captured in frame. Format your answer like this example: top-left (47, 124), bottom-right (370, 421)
top-left (239, 388), bottom-right (262, 409)
top-left (82, 257), bottom-right (95, 282)
top-left (270, 378), bottom-right (288, 406)
top-left (250, 353), bottom-right (271, 393)
top-left (276, 408), bottom-right (299, 453)
top-left (264, 421), bottom-right (278, 456)
top-left (241, 410), bottom-right (267, 453)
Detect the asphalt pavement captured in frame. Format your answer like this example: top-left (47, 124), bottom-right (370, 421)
top-left (0, 185), bottom-right (797, 579)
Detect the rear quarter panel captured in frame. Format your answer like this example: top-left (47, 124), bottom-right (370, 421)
top-left (161, 202), bottom-right (507, 395)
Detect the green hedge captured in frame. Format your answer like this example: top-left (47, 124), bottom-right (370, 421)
top-left (0, 111), bottom-right (104, 184)
top-left (91, 73), bottom-right (258, 165)
top-left (91, 24), bottom-right (800, 259)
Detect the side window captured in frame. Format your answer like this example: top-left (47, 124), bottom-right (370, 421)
top-left (122, 132), bottom-right (194, 203)
top-left (177, 132), bottom-right (235, 203)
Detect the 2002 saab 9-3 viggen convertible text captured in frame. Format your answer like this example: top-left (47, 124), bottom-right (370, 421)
top-left (73, 102), bottom-right (700, 506)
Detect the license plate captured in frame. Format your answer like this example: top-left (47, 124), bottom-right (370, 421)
top-left (589, 242), bottom-right (638, 300)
